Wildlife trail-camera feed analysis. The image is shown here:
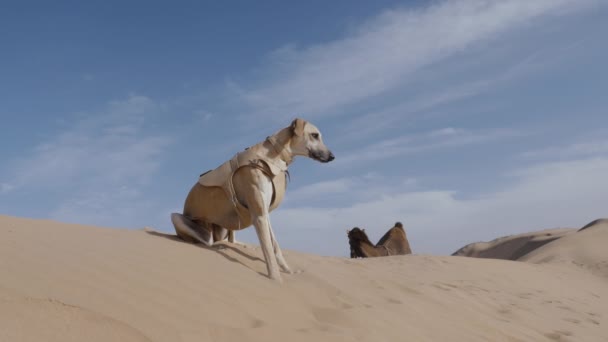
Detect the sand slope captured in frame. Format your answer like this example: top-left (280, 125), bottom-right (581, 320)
top-left (451, 228), bottom-right (577, 260)
top-left (520, 219), bottom-right (608, 278)
top-left (1, 215), bottom-right (607, 342)
top-left (452, 219), bottom-right (608, 278)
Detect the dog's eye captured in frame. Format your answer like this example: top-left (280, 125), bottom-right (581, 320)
top-left (311, 133), bottom-right (319, 139)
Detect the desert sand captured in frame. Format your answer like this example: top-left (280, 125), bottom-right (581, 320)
top-left (452, 219), bottom-right (608, 279)
top-left (452, 227), bottom-right (577, 260)
top-left (1, 214), bottom-right (607, 342)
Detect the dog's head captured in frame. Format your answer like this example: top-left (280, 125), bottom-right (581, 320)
top-left (289, 118), bottom-right (335, 163)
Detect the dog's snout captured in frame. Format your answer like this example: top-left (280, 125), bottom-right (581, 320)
top-left (310, 148), bottom-right (335, 163)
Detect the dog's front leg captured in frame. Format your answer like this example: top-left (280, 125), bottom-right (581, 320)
top-left (240, 172), bottom-right (282, 282)
top-left (268, 223), bottom-right (292, 274)
top-left (251, 214), bottom-right (281, 281)
top-left (235, 168), bottom-right (283, 281)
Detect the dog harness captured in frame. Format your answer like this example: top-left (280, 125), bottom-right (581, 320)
top-left (197, 137), bottom-right (289, 230)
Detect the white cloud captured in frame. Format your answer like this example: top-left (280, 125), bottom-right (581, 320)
top-left (194, 109), bottom-right (213, 122)
top-left (521, 140), bottom-right (608, 160)
top-left (333, 127), bottom-right (521, 166)
top-left (8, 95), bottom-right (168, 189)
top-left (0, 183), bottom-right (14, 193)
top-left (263, 156), bottom-right (608, 257)
top-left (3, 95), bottom-right (172, 227)
top-left (237, 0), bottom-right (599, 121)
top-left (429, 127), bottom-right (464, 137)
top-left (50, 186), bottom-right (152, 228)
top-left (284, 173), bottom-right (421, 206)
top-left (286, 178), bottom-right (356, 202)
top-left (332, 45), bottom-right (578, 142)
top-left (332, 71), bottom-right (507, 141)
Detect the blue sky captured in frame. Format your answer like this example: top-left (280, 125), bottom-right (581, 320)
top-left (1, 0), bottom-right (607, 256)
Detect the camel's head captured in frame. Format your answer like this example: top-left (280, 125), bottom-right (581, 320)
top-left (347, 227), bottom-right (371, 259)
top-left (289, 118), bottom-right (335, 163)
top-left (347, 227), bottom-right (369, 242)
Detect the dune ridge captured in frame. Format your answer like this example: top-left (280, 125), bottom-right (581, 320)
top-left (451, 228), bottom-right (577, 260)
top-left (452, 219), bottom-right (608, 277)
top-left (1, 214), bottom-right (607, 341)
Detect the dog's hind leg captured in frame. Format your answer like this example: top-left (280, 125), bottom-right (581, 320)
top-left (210, 225), bottom-right (247, 246)
top-left (211, 224), bottom-right (229, 242)
top-left (170, 213), bottom-right (213, 246)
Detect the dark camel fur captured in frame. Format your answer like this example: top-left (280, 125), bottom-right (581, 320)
top-left (348, 222), bottom-right (412, 258)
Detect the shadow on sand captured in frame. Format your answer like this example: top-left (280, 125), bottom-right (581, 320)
top-left (144, 230), bottom-right (267, 276)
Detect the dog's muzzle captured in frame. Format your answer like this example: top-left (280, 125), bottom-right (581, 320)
top-left (310, 149), bottom-right (335, 163)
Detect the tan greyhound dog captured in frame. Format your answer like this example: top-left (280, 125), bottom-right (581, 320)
top-left (171, 118), bottom-right (334, 281)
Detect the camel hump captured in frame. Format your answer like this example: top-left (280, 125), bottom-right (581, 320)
top-left (394, 222), bottom-right (403, 228)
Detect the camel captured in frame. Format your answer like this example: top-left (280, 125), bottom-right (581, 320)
top-left (347, 222), bottom-right (412, 258)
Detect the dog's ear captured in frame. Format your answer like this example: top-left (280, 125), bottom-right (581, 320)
top-left (290, 118), bottom-right (306, 136)
top-left (346, 229), bottom-right (351, 235)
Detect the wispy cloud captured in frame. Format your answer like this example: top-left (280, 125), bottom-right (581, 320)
top-left (50, 186), bottom-right (153, 228)
top-left (335, 50), bottom-right (553, 141)
top-left (194, 109), bottom-right (214, 122)
top-left (2, 95), bottom-right (172, 227)
top-left (269, 156), bottom-right (608, 256)
top-left (235, 0), bottom-right (599, 122)
top-left (333, 127), bottom-right (522, 166)
top-left (285, 178), bottom-right (357, 203)
top-left (284, 172), bottom-right (419, 206)
top-left (8, 95), bottom-right (169, 189)
top-left (521, 140), bottom-right (608, 160)
top-left (0, 183), bottom-right (14, 193)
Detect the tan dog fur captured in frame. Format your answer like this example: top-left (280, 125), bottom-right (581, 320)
top-left (171, 118), bottom-right (334, 281)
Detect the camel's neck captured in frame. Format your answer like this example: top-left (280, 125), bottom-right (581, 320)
top-left (357, 240), bottom-right (386, 257)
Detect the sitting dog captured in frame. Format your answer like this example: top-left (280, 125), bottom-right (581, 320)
top-left (171, 118), bottom-right (334, 281)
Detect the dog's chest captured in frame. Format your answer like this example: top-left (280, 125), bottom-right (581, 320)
top-left (197, 146), bottom-right (288, 228)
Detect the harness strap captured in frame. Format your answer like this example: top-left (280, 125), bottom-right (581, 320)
top-left (226, 157), bottom-right (278, 230)
top-left (228, 156), bottom-right (241, 230)
top-left (199, 138), bottom-right (290, 231)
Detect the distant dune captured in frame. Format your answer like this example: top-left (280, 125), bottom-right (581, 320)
top-left (519, 219), bottom-right (608, 278)
top-left (1, 215), bottom-right (607, 341)
top-left (452, 219), bottom-right (608, 277)
top-left (451, 227), bottom-right (577, 260)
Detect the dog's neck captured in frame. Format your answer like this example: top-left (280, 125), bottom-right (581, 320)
top-left (263, 127), bottom-right (294, 167)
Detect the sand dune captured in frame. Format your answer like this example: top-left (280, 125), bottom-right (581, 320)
top-left (452, 219), bottom-right (608, 276)
top-left (451, 228), bottom-right (577, 260)
top-left (1, 214), bottom-right (607, 341)
top-left (520, 219), bottom-right (608, 278)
